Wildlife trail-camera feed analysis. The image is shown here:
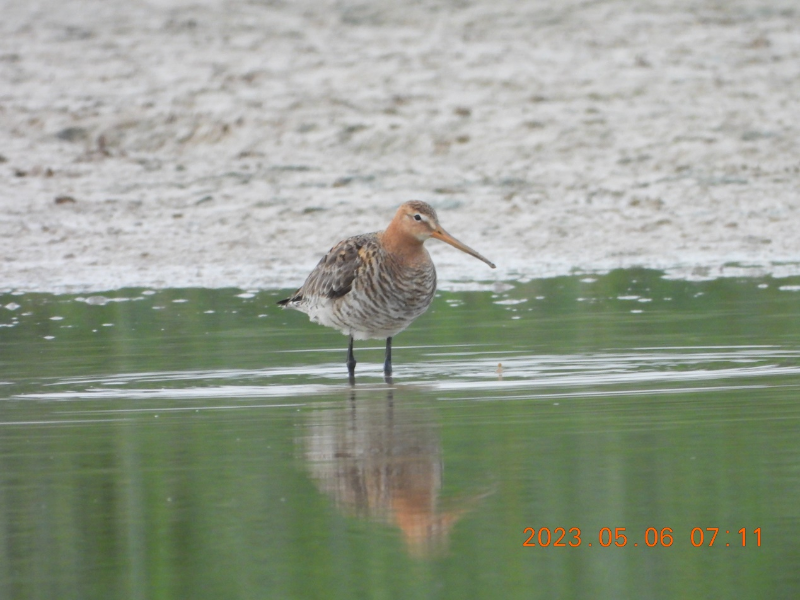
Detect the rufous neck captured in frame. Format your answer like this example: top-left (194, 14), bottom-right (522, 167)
top-left (381, 221), bottom-right (427, 263)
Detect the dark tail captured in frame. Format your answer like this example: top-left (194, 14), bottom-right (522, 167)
top-left (277, 294), bottom-right (301, 307)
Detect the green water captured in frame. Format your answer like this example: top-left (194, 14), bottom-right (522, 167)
top-left (1, 269), bottom-right (799, 599)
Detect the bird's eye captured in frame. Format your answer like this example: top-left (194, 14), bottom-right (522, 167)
top-left (413, 214), bottom-right (422, 221)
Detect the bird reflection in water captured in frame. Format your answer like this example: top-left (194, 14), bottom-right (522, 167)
top-left (303, 387), bottom-right (485, 558)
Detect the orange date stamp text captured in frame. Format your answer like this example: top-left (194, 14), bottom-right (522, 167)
top-left (522, 527), bottom-right (761, 548)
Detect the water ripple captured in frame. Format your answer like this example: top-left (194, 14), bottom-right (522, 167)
top-left (10, 345), bottom-right (800, 404)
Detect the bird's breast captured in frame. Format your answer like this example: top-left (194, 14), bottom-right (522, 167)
top-left (332, 252), bottom-right (436, 339)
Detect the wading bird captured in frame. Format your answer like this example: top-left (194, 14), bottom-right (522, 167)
top-left (278, 201), bottom-right (495, 381)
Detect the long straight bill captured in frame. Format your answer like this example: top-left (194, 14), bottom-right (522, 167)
top-left (431, 228), bottom-right (496, 269)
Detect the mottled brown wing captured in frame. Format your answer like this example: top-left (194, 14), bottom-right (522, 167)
top-left (278, 233), bottom-right (376, 305)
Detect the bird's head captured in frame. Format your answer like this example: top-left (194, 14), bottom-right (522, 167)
top-left (392, 201), bottom-right (496, 268)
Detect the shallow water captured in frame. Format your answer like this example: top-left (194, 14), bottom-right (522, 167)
top-left (2, 269), bottom-right (800, 599)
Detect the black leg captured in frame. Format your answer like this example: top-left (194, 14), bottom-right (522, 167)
top-left (384, 337), bottom-right (393, 377)
top-left (346, 335), bottom-right (356, 383)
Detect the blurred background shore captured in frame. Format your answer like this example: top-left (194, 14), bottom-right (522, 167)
top-left (2, 0), bottom-right (799, 292)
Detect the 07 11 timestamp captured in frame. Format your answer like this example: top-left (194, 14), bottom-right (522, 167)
top-left (523, 527), bottom-right (761, 548)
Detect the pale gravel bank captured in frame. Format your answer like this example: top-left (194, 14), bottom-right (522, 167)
top-left (1, 0), bottom-right (799, 293)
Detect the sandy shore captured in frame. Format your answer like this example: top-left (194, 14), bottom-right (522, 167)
top-left (2, 0), bottom-right (799, 293)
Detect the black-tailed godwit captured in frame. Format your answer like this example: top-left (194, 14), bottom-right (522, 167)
top-left (278, 201), bottom-right (495, 380)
